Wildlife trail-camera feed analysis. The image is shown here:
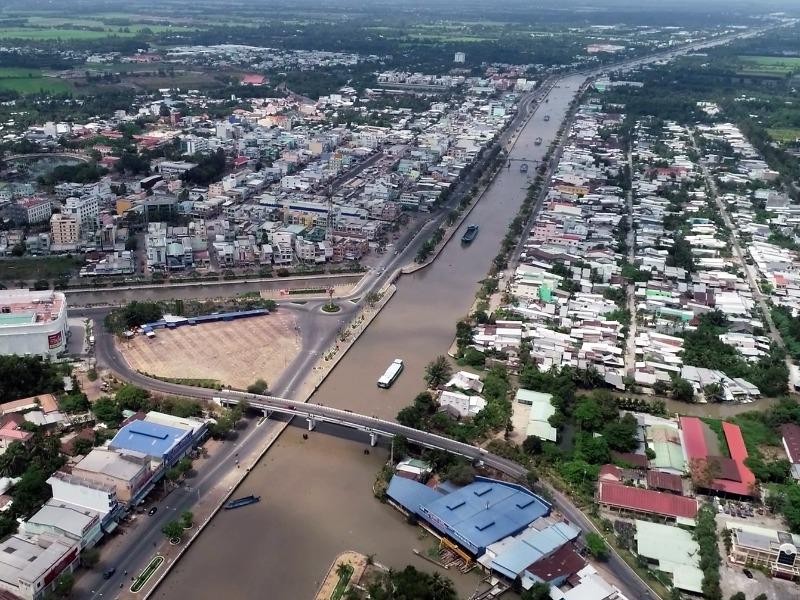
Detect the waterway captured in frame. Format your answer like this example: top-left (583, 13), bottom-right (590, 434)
top-left (6, 154), bottom-right (86, 180)
top-left (155, 77), bottom-right (585, 600)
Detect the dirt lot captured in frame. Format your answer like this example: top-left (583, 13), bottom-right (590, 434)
top-left (119, 313), bottom-right (300, 389)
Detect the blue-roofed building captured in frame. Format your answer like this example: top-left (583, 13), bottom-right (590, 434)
top-left (387, 476), bottom-right (550, 556)
top-left (109, 421), bottom-right (192, 468)
top-left (478, 521), bottom-right (581, 584)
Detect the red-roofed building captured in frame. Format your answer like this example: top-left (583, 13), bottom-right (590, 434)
top-left (597, 482), bottom-right (699, 520)
top-left (680, 416), bottom-right (757, 497)
top-left (598, 464), bottom-right (622, 483)
top-left (646, 470), bottom-right (683, 494)
top-left (781, 423), bottom-right (800, 466)
top-left (526, 543), bottom-right (586, 584)
top-left (0, 414), bottom-right (33, 451)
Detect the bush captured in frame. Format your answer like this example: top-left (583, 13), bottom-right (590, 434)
top-left (246, 378), bottom-right (269, 395)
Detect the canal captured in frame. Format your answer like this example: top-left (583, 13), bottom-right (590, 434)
top-left (155, 77), bottom-right (586, 600)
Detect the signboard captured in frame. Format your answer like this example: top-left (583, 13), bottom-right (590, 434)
top-left (48, 332), bottom-right (63, 350)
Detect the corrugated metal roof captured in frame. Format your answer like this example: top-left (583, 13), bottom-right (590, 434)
top-left (598, 482), bottom-right (698, 519)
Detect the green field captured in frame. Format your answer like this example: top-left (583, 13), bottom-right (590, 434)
top-left (0, 68), bottom-right (71, 94)
top-left (0, 27), bottom-right (138, 40)
top-left (767, 128), bottom-right (800, 142)
top-left (0, 256), bottom-right (84, 281)
top-left (738, 55), bottom-right (800, 75)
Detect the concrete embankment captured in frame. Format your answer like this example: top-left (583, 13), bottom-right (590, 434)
top-left (64, 272), bottom-right (364, 306)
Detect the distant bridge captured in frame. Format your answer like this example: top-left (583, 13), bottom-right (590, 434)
top-left (4, 151), bottom-right (90, 162)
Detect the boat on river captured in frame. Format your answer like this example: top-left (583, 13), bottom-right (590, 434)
top-left (461, 224), bottom-right (479, 244)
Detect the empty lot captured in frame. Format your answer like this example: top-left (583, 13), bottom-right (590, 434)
top-left (120, 312), bottom-right (301, 389)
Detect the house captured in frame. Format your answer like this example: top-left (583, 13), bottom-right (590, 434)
top-left (515, 389), bottom-right (557, 442)
top-left (444, 371), bottom-right (484, 393)
top-left (437, 390), bottom-right (486, 418)
top-left (597, 482), bottom-right (699, 522)
top-left (781, 423), bottom-right (800, 481)
top-left (635, 521), bottom-right (703, 594)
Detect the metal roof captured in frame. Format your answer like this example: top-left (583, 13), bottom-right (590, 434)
top-left (598, 482), bottom-right (698, 519)
top-left (635, 520), bottom-right (703, 594)
top-left (389, 476), bottom-right (550, 555)
top-left (109, 421), bottom-right (189, 460)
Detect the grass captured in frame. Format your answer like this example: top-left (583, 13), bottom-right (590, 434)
top-left (701, 414), bottom-right (781, 459)
top-left (0, 67), bottom-right (72, 94)
top-left (0, 27), bottom-right (137, 40)
top-left (739, 55), bottom-right (800, 67)
top-left (130, 555), bottom-right (164, 593)
top-left (767, 128), bottom-right (800, 143)
top-left (0, 256), bottom-right (84, 281)
top-left (329, 563), bottom-right (354, 600)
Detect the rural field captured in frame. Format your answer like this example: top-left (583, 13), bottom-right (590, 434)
top-left (0, 67), bottom-right (72, 94)
top-left (738, 55), bottom-right (800, 75)
top-left (767, 127), bottom-right (800, 143)
top-left (119, 312), bottom-right (301, 390)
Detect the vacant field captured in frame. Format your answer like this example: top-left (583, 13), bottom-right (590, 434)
top-left (0, 256), bottom-right (83, 281)
top-left (738, 55), bottom-right (800, 75)
top-left (0, 67), bottom-right (71, 94)
top-left (120, 312), bottom-right (301, 390)
top-left (767, 127), bottom-right (800, 142)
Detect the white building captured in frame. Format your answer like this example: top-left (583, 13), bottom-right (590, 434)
top-left (454, 52), bottom-right (466, 63)
top-left (47, 471), bottom-right (117, 519)
top-left (64, 195), bottom-right (99, 236)
top-left (0, 291), bottom-right (68, 358)
top-left (0, 532), bottom-right (79, 600)
top-left (437, 390), bottom-right (486, 418)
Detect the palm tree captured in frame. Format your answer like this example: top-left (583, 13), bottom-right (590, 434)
top-left (335, 562), bottom-right (350, 580)
top-left (424, 355), bottom-right (452, 388)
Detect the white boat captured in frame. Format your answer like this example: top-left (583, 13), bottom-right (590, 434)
top-left (377, 359), bottom-right (404, 388)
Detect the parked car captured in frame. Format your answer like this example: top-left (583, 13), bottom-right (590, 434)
top-left (103, 568), bottom-right (116, 579)
top-left (148, 506), bottom-right (158, 516)
top-left (743, 569), bottom-right (754, 579)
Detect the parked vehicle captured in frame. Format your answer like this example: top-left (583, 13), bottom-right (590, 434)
top-left (103, 568), bottom-right (116, 580)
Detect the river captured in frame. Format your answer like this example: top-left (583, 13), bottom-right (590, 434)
top-left (154, 78), bottom-right (585, 600)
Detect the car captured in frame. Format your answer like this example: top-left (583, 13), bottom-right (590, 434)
top-left (743, 569), bottom-right (754, 579)
top-left (287, 405), bottom-right (295, 410)
top-left (103, 568), bottom-right (116, 580)
top-left (148, 506), bottom-right (158, 516)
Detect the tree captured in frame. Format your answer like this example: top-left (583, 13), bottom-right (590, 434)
top-left (729, 591), bottom-right (745, 600)
top-left (181, 511), bottom-right (193, 528)
top-left (424, 356), bottom-right (452, 388)
top-left (336, 562), bottom-right (350, 580)
top-left (585, 532), bottom-right (609, 560)
top-left (115, 385), bottom-right (151, 410)
top-left (80, 547), bottom-right (100, 568)
top-left (246, 379), bottom-right (269, 395)
top-left (672, 377), bottom-right (695, 402)
top-left (522, 435), bottom-right (542, 456)
top-left (53, 572), bottom-right (75, 598)
top-left (522, 582), bottom-right (552, 600)
top-left (73, 437), bottom-right (94, 456)
top-left (444, 462), bottom-right (475, 485)
top-left (162, 520), bottom-right (184, 541)
top-left (92, 397), bottom-right (122, 426)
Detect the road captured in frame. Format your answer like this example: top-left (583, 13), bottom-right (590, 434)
top-left (625, 150), bottom-right (638, 375)
top-left (80, 23), bottom-right (785, 600)
top-left (689, 132), bottom-right (788, 353)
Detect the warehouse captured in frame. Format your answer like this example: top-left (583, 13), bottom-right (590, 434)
top-left (387, 476), bottom-right (551, 556)
top-left (0, 290), bottom-right (68, 358)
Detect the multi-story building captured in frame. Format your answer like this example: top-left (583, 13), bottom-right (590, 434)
top-left (0, 290), bottom-right (68, 358)
top-left (726, 521), bottom-right (800, 579)
top-left (156, 160), bottom-right (197, 180)
top-left (0, 532), bottom-right (79, 600)
top-left (50, 213), bottom-right (80, 247)
top-left (4, 197), bottom-right (52, 225)
top-left (64, 195), bottom-right (99, 235)
top-left (71, 448), bottom-right (152, 505)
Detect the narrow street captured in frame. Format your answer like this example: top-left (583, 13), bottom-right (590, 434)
top-left (689, 131), bottom-right (792, 377)
top-left (624, 149), bottom-right (638, 375)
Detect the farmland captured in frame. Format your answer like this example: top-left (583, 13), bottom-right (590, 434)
top-left (737, 55), bottom-right (800, 75)
top-left (767, 128), bottom-right (800, 143)
top-left (0, 68), bottom-right (71, 94)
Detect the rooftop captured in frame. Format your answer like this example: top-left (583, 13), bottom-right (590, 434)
top-left (635, 520), bottom-right (703, 594)
top-left (597, 482), bottom-right (698, 519)
top-left (0, 290), bottom-right (66, 328)
top-left (109, 420), bottom-right (190, 459)
top-left (388, 476), bottom-right (550, 555)
top-left (0, 532), bottom-right (76, 587)
top-left (74, 448), bottom-right (146, 482)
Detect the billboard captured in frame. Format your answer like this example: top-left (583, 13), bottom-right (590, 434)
top-left (48, 332), bottom-right (63, 349)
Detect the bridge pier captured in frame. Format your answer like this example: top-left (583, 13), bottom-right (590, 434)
top-left (369, 432), bottom-right (378, 447)
top-left (306, 417), bottom-right (316, 431)
top-left (261, 408), bottom-right (271, 418)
